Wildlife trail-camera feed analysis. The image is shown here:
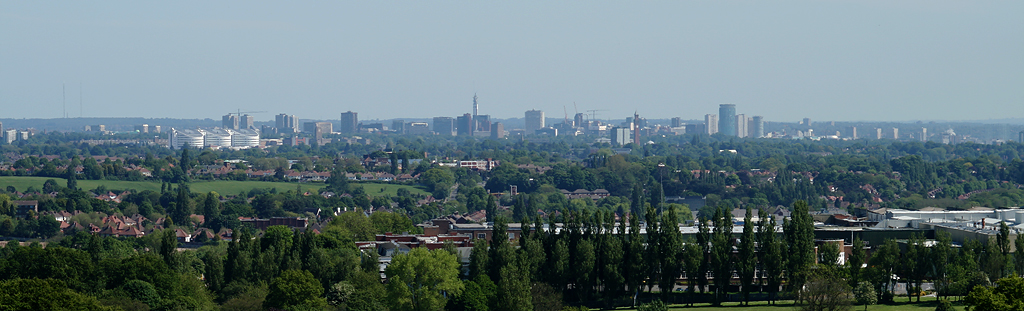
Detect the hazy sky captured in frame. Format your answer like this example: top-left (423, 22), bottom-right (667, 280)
top-left (2, 1), bottom-right (1022, 122)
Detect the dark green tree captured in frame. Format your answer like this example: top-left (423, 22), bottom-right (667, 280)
top-left (710, 206), bottom-right (733, 305)
top-left (758, 208), bottom-right (784, 304)
top-left (265, 269), bottom-right (327, 310)
top-left (737, 207), bottom-right (756, 305)
top-left (785, 200), bottom-right (815, 302)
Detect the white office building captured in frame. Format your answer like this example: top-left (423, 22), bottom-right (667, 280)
top-left (205, 129), bottom-right (233, 147)
top-left (169, 129), bottom-right (206, 149)
top-left (231, 129), bottom-right (260, 148)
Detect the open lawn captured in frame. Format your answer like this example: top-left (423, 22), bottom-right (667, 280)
top-left (0, 176), bottom-right (428, 197)
top-left (612, 298), bottom-right (964, 311)
top-left (351, 182), bottom-right (431, 197)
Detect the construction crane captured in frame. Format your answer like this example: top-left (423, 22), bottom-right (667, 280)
top-left (586, 109), bottom-right (606, 122)
top-left (227, 109), bottom-right (267, 117)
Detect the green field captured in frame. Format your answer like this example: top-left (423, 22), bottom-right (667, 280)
top-left (0, 176), bottom-right (428, 197)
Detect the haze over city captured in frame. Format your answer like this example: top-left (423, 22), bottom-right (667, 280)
top-left (2, 1), bottom-right (1022, 122)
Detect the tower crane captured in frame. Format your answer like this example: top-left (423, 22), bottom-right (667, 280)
top-left (227, 109), bottom-right (267, 117)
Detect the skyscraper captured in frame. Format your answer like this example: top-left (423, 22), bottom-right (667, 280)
top-left (392, 120), bottom-right (406, 134)
top-left (525, 110), bottom-right (545, 133)
top-left (574, 113), bottom-right (585, 127)
top-left (276, 113), bottom-right (298, 133)
top-left (340, 111), bottom-right (358, 133)
top-left (892, 128), bottom-right (899, 140)
top-left (671, 117), bottom-right (682, 128)
top-left (922, 128), bottom-right (928, 142)
top-left (432, 117), bottom-right (454, 136)
top-left (751, 116), bottom-right (764, 138)
top-left (222, 114), bottom-right (239, 130)
top-left (802, 118), bottom-right (812, 127)
top-left (490, 122), bottom-right (505, 139)
top-left (1019, 130), bottom-right (1024, 143)
top-left (704, 114), bottom-right (718, 135)
top-left (718, 104), bottom-right (736, 136)
top-left (736, 114), bottom-right (747, 138)
top-left (457, 113), bottom-right (473, 136)
top-left (240, 114), bottom-right (254, 129)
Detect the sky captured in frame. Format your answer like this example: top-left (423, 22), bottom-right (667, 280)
top-left (2, 1), bottom-right (1022, 123)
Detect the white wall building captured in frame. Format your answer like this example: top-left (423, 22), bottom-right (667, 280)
top-left (205, 129), bottom-right (233, 148)
top-left (169, 129), bottom-right (205, 149)
top-left (231, 129), bottom-right (260, 148)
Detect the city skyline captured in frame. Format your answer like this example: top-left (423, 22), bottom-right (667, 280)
top-left (2, 2), bottom-right (1021, 121)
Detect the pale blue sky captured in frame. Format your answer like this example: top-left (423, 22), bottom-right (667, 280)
top-left (2, 1), bottom-right (1021, 122)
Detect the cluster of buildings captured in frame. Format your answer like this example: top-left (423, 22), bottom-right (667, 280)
top-left (1, 122), bottom-right (34, 145)
top-left (152, 96), bottom-right (1024, 150)
top-left (702, 104), bottom-right (765, 138)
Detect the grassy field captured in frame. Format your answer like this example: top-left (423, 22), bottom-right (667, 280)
top-left (613, 298), bottom-right (964, 311)
top-left (0, 176), bottom-right (428, 197)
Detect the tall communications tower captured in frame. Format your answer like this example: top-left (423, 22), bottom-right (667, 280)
top-left (472, 93), bottom-right (479, 116)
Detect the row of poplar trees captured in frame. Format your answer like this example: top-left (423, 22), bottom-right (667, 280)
top-left (457, 199), bottom-right (819, 310)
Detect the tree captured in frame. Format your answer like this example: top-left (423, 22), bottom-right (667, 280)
top-left (37, 215), bottom-right (61, 239)
top-left (170, 183), bottom-right (194, 226)
top-left (485, 195), bottom-right (498, 223)
top-left (848, 238), bottom-right (866, 287)
top-left (202, 192), bottom-right (221, 226)
top-left (758, 208), bottom-right (785, 304)
top-left (622, 213), bottom-right (645, 306)
top-left (737, 207), bottom-right (757, 305)
top-left (965, 276), bottom-right (1024, 311)
top-left (657, 207), bottom-right (682, 301)
top-left (681, 237), bottom-right (703, 306)
top-left (649, 182), bottom-right (664, 212)
top-left (710, 206), bottom-right (733, 305)
top-left (204, 250), bottom-right (225, 297)
top-left (326, 166), bottom-right (350, 194)
top-left (786, 200), bottom-right (816, 302)
top-left (0, 278), bottom-right (109, 311)
top-left (66, 169), bottom-right (77, 191)
top-left (869, 239), bottom-right (900, 303)
top-left (630, 183), bottom-right (645, 219)
top-left (455, 275), bottom-right (495, 311)
top-left (265, 269), bottom-right (327, 310)
top-left (799, 272), bottom-right (853, 311)
top-left (935, 300), bottom-right (955, 311)
top-left (385, 247), bottom-right (464, 311)
top-left (180, 148), bottom-right (194, 171)
top-left (512, 195), bottom-right (527, 222)
top-left (1017, 232), bottom-right (1024, 276)
top-left (119, 279), bottom-right (161, 308)
top-left (571, 238), bottom-right (596, 302)
top-left (932, 232), bottom-right (953, 300)
top-left (853, 281), bottom-right (877, 311)
top-left (495, 255), bottom-right (533, 311)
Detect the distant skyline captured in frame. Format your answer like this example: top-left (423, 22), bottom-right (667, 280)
top-left (2, 1), bottom-right (1022, 122)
